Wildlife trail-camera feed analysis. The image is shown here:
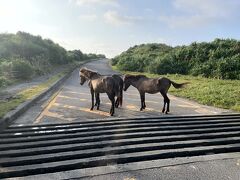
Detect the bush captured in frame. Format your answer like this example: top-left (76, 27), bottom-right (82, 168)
top-left (0, 76), bottom-right (10, 88)
top-left (12, 60), bottom-right (34, 80)
top-left (217, 56), bottom-right (240, 79)
top-left (0, 61), bottom-right (12, 77)
top-left (113, 39), bottom-right (240, 79)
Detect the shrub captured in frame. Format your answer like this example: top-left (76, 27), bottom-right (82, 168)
top-left (12, 60), bottom-right (34, 80)
top-left (0, 76), bottom-right (10, 88)
top-left (113, 39), bottom-right (240, 79)
top-left (216, 56), bottom-right (240, 79)
top-left (0, 61), bottom-right (12, 77)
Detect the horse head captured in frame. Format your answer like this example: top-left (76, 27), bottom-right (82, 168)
top-left (123, 74), bottom-right (132, 91)
top-left (79, 68), bottom-right (88, 85)
top-left (79, 67), bottom-right (100, 85)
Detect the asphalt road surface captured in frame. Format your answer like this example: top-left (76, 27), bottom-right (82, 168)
top-left (14, 59), bottom-right (230, 125)
top-left (1, 59), bottom-right (239, 180)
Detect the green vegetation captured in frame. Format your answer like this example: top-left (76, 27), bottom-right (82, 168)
top-left (0, 31), bottom-right (105, 88)
top-left (112, 39), bottom-right (240, 110)
top-left (112, 39), bottom-right (240, 80)
top-left (0, 63), bottom-right (80, 118)
top-left (113, 66), bottom-right (240, 112)
top-left (0, 31), bottom-right (105, 118)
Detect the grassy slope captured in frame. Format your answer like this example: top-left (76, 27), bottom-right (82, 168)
top-left (112, 66), bottom-right (240, 112)
top-left (0, 72), bottom-right (65, 118)
top-left (0, 61), bottom-right (87, 119)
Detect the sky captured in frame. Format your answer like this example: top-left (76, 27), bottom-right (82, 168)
top-left (0, 0), bottom-right (240, 58)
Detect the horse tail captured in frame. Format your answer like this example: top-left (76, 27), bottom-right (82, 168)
top-left (170, 80), bottom-right (189, 89)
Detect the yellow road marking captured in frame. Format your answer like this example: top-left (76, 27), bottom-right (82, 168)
top-left (177, 104), bottom-right (196, 108)
top-left (58, 95), bottom-right (88, 101)
top-left (64, 91), bottom-right (89, 95)
top-left (34, 93), bottom-right (76, 123)
top-left (145, 107), bottom-right (155, 111)
top-left (126, 104), bottom-right (139, 111)
top-left (54, 103), bottom-right (110, 116)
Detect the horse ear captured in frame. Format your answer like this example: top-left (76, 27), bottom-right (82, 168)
top-left (124, 74), bottom-right (130, 79)
top-left (80, 68), bottom-right (84, 73)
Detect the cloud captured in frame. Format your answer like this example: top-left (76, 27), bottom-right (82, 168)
top-left (159, 15), bottom-right (215, 29)
top-left (79, 14), bottom-right (97, 21)
top-left (104, 10), bottom-right (143, 26)
top-left (70, 0), bottom-right (119, 7)
top-left (173, 0), bottom-right (235, 17)
top-left (159, 0), bottom-right (240, 28)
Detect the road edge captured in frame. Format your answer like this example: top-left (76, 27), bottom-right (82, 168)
top-left (0, 59), bottom-right (98, 131)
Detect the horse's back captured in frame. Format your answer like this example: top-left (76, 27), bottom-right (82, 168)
top-left (157, 77), bottom-right (171, 92)
top-left (136, 77), bottom-right (170, 94)
top-left (112, 74), bottom-right (123, 87)
top-left (91, 76), bottom-right (113, 93)
top-left (101, 76), bottom-right (115, 91)
top-left (158, 77), bottom-right (171, 86)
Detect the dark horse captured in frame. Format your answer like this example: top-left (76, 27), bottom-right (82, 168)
top-left (79, 68), bottom-right (122, 116)
top-left (123, 74), bottom-right (188, 114)
top-left (93, 74), bottom-right (123, 108)
top-left (112, 74), bottom-right (123, 107)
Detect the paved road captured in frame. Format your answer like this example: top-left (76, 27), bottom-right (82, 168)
top-left (14, 58), bottom-right (230, 125)
top-left (1, 59), bottom-right (238, 180)
top-left (79, 158), bottom-right (240, 180)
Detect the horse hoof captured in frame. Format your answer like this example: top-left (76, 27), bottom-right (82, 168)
top-left (162, 109), bottom-right (165, 113)
top-left (90, 108), bottom-right (93, 111)
top-left (165, 111), bottom-right (168, 114)
top-left (140, 108), bottom-right (143, 111)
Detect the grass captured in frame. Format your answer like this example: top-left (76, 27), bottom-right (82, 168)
top-left (0, 60), bottom-right (88, 119)
top-left (0, 72), bottom-right (65, 118)
top-left (112, 66), bottom-right (240, 112)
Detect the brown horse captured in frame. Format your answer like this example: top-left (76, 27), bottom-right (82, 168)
top-left (123, 74), bottom-right (188, 114)
top-left (112, 74), bottom-right (123, 107)
top-left (79, 68), bottom-right (121, 116)
top-left (94, 74), bottom-right (123, 108)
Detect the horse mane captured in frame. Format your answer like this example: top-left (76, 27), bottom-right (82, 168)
top-left (80, 67), bottom-right (99, 78)
top-left (124, 74), bottom-right (147, 80)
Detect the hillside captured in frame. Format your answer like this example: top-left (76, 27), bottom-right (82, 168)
top-left (112, 39), bottom-right (240, 80)
top-left (0, 31), bottom-right (105, 87)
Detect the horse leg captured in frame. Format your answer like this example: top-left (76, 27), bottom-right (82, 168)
top-left (95, 93), bottom-right (98, 106)
top-left (115, 97), bottom-right (119, 108)
top-left (95, 93), bottom-right (100, 110)
top-left (160, 92), bottom-right (170, 114)
top-left (160, 91), bottom-right (167, 113)
top-left (140, 93), bottom-right (144, 111)
top-left (166, 94), bottom-right (170, 113)
top-left (142, 93), bottom-right (146, 109)
top-left (90, 89), bottom-right (94, 111)
top-left (107, 93), bottom-right (115, 116)
top-left (119, 87), bottom-right (123, 107)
